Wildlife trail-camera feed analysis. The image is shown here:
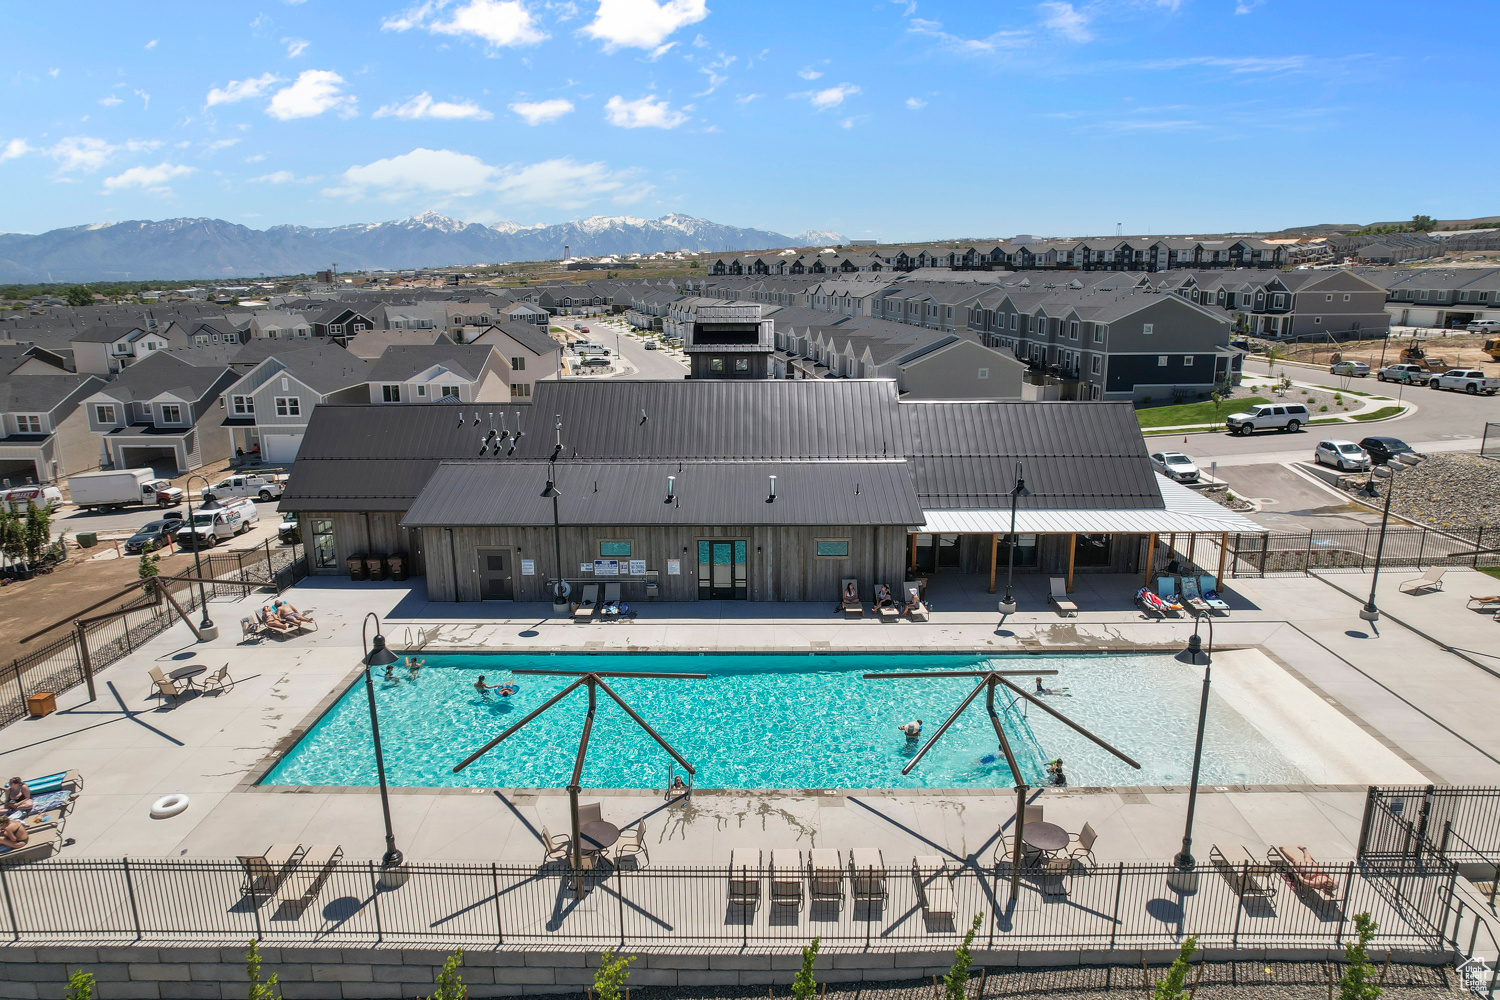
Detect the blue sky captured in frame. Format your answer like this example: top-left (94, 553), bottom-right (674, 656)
top-left (1, 0), bottom-right (1495, 241)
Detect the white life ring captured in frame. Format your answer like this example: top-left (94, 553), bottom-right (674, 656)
top-left (150, 793), bottom-right (189, 819)
top-left (553, 580), bottom-right (571, 599)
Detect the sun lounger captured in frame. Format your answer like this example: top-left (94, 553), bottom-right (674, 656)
top-left (809, 848), bottom-right (843, 903)
top-left (257, 610), bottom-right (296, 638)
top-left (1468, 595), bottom-right (1500, 613)
top-left (1135, 586), bottom-right (1183, 618)
top-left (912, 855), bottom-right (955, 918)
top-left (0, 826), bottom-right (62, 865)
top-left (1210, 844), bottom-right (1276, 899)
top-left (24, 770), bottom-right (83, 797)
top-left (902, 582), bottom-right (929, 621)
top-left (728, 848), bottom-right (761, 907)
top-left (279, 844), bottom-right (343, 907)
top-left (1198, 576), bottom-right (1231, 613)
top-left (875, 583), bottom-right (901, 620)
top-left (849, 847), bottom-right (886, 901)
top-left (770, 848), bottom-right (803, 908)
top-left (239, 844), bottom-right (306, 895)
top-left (1399, 567), bottom-right (1447, 594)
top-left (1049, 577), bottom-right (1078, 617)
top-left (1269, 845), bottom-right (1340, 900)
top-left (840, 578), bottom-right (864, 618)
top-left (572, 584), bottom-right (599, 622)
top-left (1180, 577), bottom-right (1211, 613)
top-left (241, 617), bottom-right (265, 642)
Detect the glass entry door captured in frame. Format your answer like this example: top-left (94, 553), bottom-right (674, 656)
top-left (478, 548), bottom-right (514, 600)
top-left (698, 540), bottom-right (747, 600)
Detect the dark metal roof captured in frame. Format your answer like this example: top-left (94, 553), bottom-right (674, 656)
top-left (402, 459), bottom-right (923, 528)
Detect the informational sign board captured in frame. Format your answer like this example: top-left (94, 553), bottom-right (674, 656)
top-left (580, 562), bottom-right (593, 574)
top-left (520, 559), bottom-right (535, 576)
top-left (628, 559), bottom-right (647, 576)
top-left (667, 559), bottom-right (681, 576)
top-left (593, 559), bottom-right (619, 576)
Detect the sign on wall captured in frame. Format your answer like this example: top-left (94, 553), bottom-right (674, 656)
top-left (593, 559), bottom-right (619, 576)
top-left (666, 559), bottom-right (680, 575)
top-left (628, 559), bottom-right (646, 576)
top-left (520, 559), bottom-right (535, 576)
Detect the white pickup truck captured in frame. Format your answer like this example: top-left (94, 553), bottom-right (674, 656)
top-left (200, 473), bottom-right (288, 502)
top-left (1428, 369), bottom-right (1500, 396)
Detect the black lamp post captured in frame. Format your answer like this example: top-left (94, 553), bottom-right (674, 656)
top-left (183, 475), bottom-right (218, 641)
top-left (1169, 611), bottom-right (1213, 893)
top-left (1361, 465), bottom-right (1396, 624)
top-left (361, 612), bottom-right (404, 873)
top-left (541, 477), bottom-right (566, 611)
top-left (997, 462), bottom-right (1031, 616)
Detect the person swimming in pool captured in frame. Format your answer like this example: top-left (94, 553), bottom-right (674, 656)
top-left (897, 719), bottom-right (923, 741)
top-left (1046, 759), bottom-right (1067, 786)
top-left (382, 664), bottom-right (399, 684)
top-left (1033, 676), bottom-right (1071, 696)
top-left (475, 675), bottom-right (498, 698)
top-left (406, 656), bottom-right (424, 680)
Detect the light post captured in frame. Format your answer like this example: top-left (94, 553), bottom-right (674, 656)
top-left (361, 612), bottom-right (404, 877)
top-left (996, 462), bottom-right (1031, 616)
top-left (1361, 464), bottom-right (1397, 624)
top-left (183, 475), bottom-right (218, 641)
top-left (1169, 611), bottom-right (1214, 893)
top-left (542, 477), bottom-right (566, 612)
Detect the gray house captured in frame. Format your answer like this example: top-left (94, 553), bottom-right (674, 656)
top-left (222, 345), bottom-right (371, 465)
top-left (0, 373), bottom-right (106, 486)
top-left (81, 352), bottom-right (238, 475)
top-left (364, 344), bottom-right (511, 405)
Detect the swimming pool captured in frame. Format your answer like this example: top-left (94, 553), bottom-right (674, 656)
top-left (262, 652), bottom-right (1315, 790)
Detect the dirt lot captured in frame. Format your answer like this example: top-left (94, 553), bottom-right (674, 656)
top-left (1272, 334), bottom-right (1498, 373)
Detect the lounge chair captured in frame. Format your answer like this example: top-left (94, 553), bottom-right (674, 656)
top-left (912, 855), bottom-right (955, 919)
top-left (770, 848), bottom-right (803, 908)
top-left (1210, 844), bottom-right (1276, 899)
top-left (614, 823), bottom-right (647, 866)
top-left (728, 848), bottom-right (761, 907)
top-left (902, 582), bottom-right (929, 621)
top-left (1198, 576), bottom-right (1231, 613)
top-left (1269, 845), bottom-right (1340, 900)
top-left (239, 844), bottom-right (305, 895)
top-left (809, 848), bottom-right (843, 903)
top-left (23, 770), bottom-right (82, 798)
top-left (572, 584), bottom-right (599, 622)
top-left (840, 578), bottom-right (864, 618)
top-left (1157, 577), bottom-right (1184, 606)
top-left (1135, 586), bottom-right (1183, 618)
top-left (257, 610), bottom-right (296, 638)
top-left (0, 827), bottom-right (62, 865)
top-left (849, 847), bottom-right (886, 901)
top-left (1467, 595), bottom-right (1500, 613)
top-left (875, 583), bottom-right (901, 620)
top-left (279, 845), bottom-right (343, 907)
top-left (600, 582), bottom-right (622, 619)
top-left (201, 664), bottom-right (234, 695)
top-left (241, 617), bottom-right (264, 643)
top-left (1180, 578), bottom-right (1211, 614)
top-left (1399, 568), bottom-right (1447, 594)
top-left (539, 826), bottom-right (572, 864)
top-left (1049, 577), bottom-right (1078, 617)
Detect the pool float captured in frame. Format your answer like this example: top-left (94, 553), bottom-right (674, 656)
top-left (150, 793), bottom-right (189, 819)
top-left (499, 683), bottom-right (520, 697)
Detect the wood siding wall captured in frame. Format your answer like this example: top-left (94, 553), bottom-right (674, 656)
top-left (308, 510), bottom-right (426, 577)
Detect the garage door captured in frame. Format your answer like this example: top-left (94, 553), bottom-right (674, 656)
top-left (261, 433), bottom-right (302, 464)
top-left (119, 446), bottom-right (179, 478)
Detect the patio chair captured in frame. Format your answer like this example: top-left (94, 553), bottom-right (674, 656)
top-left (279, 845), bottom-right (343, 908)
top-left (874, 583), bottom-right (901, 620)
top-left (539, 826), bottom-right (572, 864)
top-left (1210, 844), bottom-right (1276, 899)
top-left (1049, 577), bottom-right (1078, 617)
top-left (239, 844), bottom-right (305, 895)
top-left (1066, 822), bottom-right (1098, 869)
top-left (0, 827), bottom-right (62, 865)
top-left (809, 848), bottom-right (843, 903)
top-left (1269, 845), bottom-right (1340, 901)
top-left (998, 804), bottom-right (1046, 865)
top-left (1036, 856), bottom-right (1074, 897)
top-left (614, 823), bottom-right (648, 866)
top-left (770, 848), bottom-right (803, 908)
top-left (152, 673), bottom-right (186, 707)
top-left (1467, 595), bottom-right (1500, 613)
top-left (577, 802), bottom-right (603, 827)
top-left (1399, 567), bottom-right (1447, 594)
top-left (912, 855), bottom-right (955, 919)
top-left (840, 578), bottom-right (864, 618)
top-left (849, 847), bottom-right (886, 901)
top-left (1197, 576), bottom-right (1231, 613)
top-left (728, 848), bottom-right (761, 907)
top-left (902, 582), bottom-right (929, 621)
top-left (201, 664), bottom-right (235, 695)
top-left (241, 617), bottom-right (265, 643)
top-left (1180, 578), bottom-right (1211, 614)
top-left (572, 584), bottom-right (599, 622)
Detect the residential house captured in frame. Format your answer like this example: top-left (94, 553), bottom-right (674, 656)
top-left (249, 311), bottom-right (314, 340)
top-left (364, 344), bottom-right (511, 405)
top-left (69, 322), bottom-right (186, 375)
top-left (1370, 267), bottom-right (1500, 329)
top-left (465, 322), bottom-right (562, 400)
top-left (82, 352), bottom-right (238, 475)
top-left (0, 373), bottom-right (106, 485)
top-left (498, 301), bottom-right (549, 326)
top-left (311, 306), bottom-right (375, 344)
top-left (221, 345), bottom-right (371, 465)
top-left (345, 327), bottom-right (447, 361)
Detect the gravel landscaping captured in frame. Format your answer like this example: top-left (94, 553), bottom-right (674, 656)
top-left (1339, 453), bottom-right (1500, 529)
top-left (1203, 484), bottom-right (1257, 512)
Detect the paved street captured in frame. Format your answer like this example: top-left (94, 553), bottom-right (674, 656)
top-left (596, 318), bottom-right (689, 380)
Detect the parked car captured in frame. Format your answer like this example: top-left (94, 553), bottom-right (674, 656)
top-left (1225, 403), bottom-right (1310, 435)
top-left (1314, 440), bottom-right (1371, 472)
top-left (1149, 451), bottom-right (1201, 483)
top-left (644, 340), bottom-right (659, 350)
top-left (1376, 363), bottom-right (1433, 385)
top-left (1429, 369), bottom-right (1500, 395)
top-left (277, 515), bottom-right (301, 544)
top-left (1465, 319), bottom-right (1500, 334)
top-left (124, 519), bottom-right (178, 554)
top-left (1329, 360), bottom-right (1370, 377)
top-left (175, 498), bottom-right (256, 549)
top-left (581, 357), bottom-right (611, 368)
top-left (1358, 436), bottom-right (1417, 466)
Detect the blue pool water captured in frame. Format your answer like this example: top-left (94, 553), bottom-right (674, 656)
top-left (262, 653), bottom-right (1309, 790)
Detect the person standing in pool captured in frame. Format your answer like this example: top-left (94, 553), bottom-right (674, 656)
top-left (383, 664), bottom-right (399, 685)
top-left (897, 719), bottom-right (923, 741)
top-left (406, 656), bottom-right (424, 680)
top-left (475, 675), bottom-right (499, 698)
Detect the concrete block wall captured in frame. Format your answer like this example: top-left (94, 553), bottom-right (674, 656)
top-left (0, 944), bottom-right (1446, 999)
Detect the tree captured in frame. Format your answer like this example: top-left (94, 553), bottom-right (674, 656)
top-left (64, 286), bottom-right (94, 307)
top-left (1153, 936), bottom-right (1199, 1000)
top-left (246, 939), bottom-right (280, 1000)
top-left (63, 970), bottom-right (95, 1000)
top-left (792, 937), bottom-right (821, 1000)
top-left (0, 509), bottom-right (22, 571)
top-left (943, 914), bottom-right (984, 1000)
top-left (593, 948), bottom-right (635, 1000)
top-left (23, 504), bottom-right (51, 567)
top-left (138, 550), bottom-right (162, 593)
top-left (1339, 913), bottom-right (1383, 1000)
top-left (1410, 215), bottom-right (1436, 233)
top-left (427, 949), bottom-right (466, 1000)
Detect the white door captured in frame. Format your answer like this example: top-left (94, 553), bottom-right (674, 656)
top-left (262, 433), bottom-right (302, 464)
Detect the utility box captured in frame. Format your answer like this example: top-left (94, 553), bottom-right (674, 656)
top-left (77, 532), bottom-right (97, 548)
top-left (27, 692), bottom-right (56, 718)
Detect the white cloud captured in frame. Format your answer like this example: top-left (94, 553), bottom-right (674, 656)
top-left (134, 89), bottom-right (151, 110)
top-left (48, 136), bottom-right (160, 173)
top-left (325, 147), bottom-right (645, 210)
top-left (244, 153), bottom-right (268, 162)
top-left (207, 138), bottom-right (241, 150)
top-left (905, 96), bottom-right (927, 109)
top-left (205, 73), bottom-right (282, 108)
top-left (797, 67), bottom-right (823, 80)
top-left (509, 97), bottom-right (575, 124)
top-left (101, 161), bottom-right (195, 193)
top-left (906, 17), bottom-right (1030, 55)
top-left (839, 115), bottom-right (867, 129)
top-left (284, 37), bottom-right (311, 57)
top-left (374, 92), bottom-right (493, 120)
top-left (1235, 0), bottom-right (1264, 11)
top-left (0, 139), bottom-right (32, 161)
top-left (144, 39), bottom-right (158, 49)
top-left (691, 32), bottom-right (709, 48)
top-left (47, 68), bottom-right (59, 78)
top-left (267, 70), bottom-right (356, 120)
top-left (604, 94), bottom-right (688, 128)
top-left (329, 147), bottom-right (499, 198)
top-left (793, 82), bottom-right (860, 110)
top-left (694, 52), bottom-right (735, 95)
top-left (581, 0), bottom-right (708, 52)
top-left (494, 157), bottom-right (647, 206)
top-left (99, 95), bottom-right (123, 107)
top-left (249, 169), bottom-right (318, 182)
top-left (383, 0), bottom-right (548, 48)
top-left (1039, 1), bottom-right (1093, 42)
top-left (734, 92), bottom-right (760, 105)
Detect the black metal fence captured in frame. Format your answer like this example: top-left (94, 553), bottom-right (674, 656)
top-left (0, 857), bottom-right (1457, 953)
top-left (0, 544), bottom-right (307, 729)
top-left (1221, 527), bottom-right (1498, 578)
top-left (1360, 786), bottom-right (1500, 866)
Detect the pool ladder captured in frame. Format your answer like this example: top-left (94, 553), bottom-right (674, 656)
top-left (664, 764), bottom-right (693, 802)
top-left (402, 626), bottom-right (430, 651)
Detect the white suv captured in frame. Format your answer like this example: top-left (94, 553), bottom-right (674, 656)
top-left (1225, 403), bottom-right (1310, 435)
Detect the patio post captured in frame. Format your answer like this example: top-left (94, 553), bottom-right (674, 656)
top-left (1143, 533), bottom-right (1157, 588)
top-left (988, 533), bottom-right (998, 594)
top-left (1216, 532), bottom-right (1229, 585)
top-left (1066, 534), bottom-right (1076, 593)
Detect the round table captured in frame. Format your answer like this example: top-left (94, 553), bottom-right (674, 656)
top-left (580, 821), bottom-right (620, 853)
top-left (1020, 821), bottom-right (1069, 853)
top-left (169, 665), bottom-right (206, 687)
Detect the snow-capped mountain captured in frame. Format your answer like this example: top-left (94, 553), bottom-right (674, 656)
top-left (794, 229), bottom-right (848, 246)
top-left (0, 213), bottom-right (849, 282)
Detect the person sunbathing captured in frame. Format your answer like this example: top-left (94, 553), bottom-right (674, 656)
top-left (4, 778), bottom-right (32, 814)
top-left (841, 581), bottom-right (858, 606)
top-left (1290, 846), bottom-right (1338, 894)
top-left (274, 601), bottom-right (312, 624)
top-left (875, 584), bottom-right (897, 610)
top-left (262, 605), bottom-right (289, 627)
top-left (0, 819), bottom-right (28, 851)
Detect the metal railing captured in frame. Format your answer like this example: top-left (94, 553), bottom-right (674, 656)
top-left (1221, 527), bottom-right (1499, 578)
top-left (0, 857), bottom-right (1456, 953)
top-left (1360, 786), bottom-right (1500, 866)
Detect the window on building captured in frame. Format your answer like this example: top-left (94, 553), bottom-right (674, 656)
top-left (382, 385), bottom-right (402, 402)
top-left (231, 396), bottom-right (253, 416)
top-left (441, 385), bottom-right (459, 398)
top-left (1010, 313), bottom-right (1018, 330)
top-left (95, 405), bottom-right (116, 424)
top-left (1273, 294), bottom-right (1286, 307)
top-left (416, 385), bottom-right (427, 397)
top-left (1157, 356), bottom-right (1169, 367)
top-left (1314, 317), bottom-right (1322, 324)
top-left (160, 404), bottom-right (182, 423)
top-left (1183, 356), bottom-right (1194, 366)
top-left (1326, 294), bottom-right (1333, 302)
top-left (977, 368), bottom-right (989, 379)
top-left (1142, 323), bottom-right (1154, 335)
top-left (510, 356), bottom-right (525, 371)
top-left (275, 396), bottom-right (301, 417)
top-left (734, 358), bottom-right (750, 373)
top-left (1094, 325), bottom-right (1105, 343)
top-left (312, 518), bottom-right (336, 569)
top-left (1069, 321), bottom-right (1079, 339)
top-left (599, 540), bottom-right (632, 558)
top-left (815, 539), bottom-right (850, 558)
top-left (1091, 355), bottom-right (1102, 374)
top-left (710, 358), bottom-right (725, 373)
top-left (510, 383), bottom-right (531, 398)
top-left (17, 415), bottom-right (41, 434)
top-left (1344, 293), bottom-right (1351, 302)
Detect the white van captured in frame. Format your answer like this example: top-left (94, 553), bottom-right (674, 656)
top-left (1, 485), bottom-right (63, 512)
top-left (175, 497), bottom-right (258, 549)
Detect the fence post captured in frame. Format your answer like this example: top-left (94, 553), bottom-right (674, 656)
top-left (1474, 527), bottom-right (1484, 570)
top-left (1415, 529), bottom-right (1427, 569)
top-left (122, 857), bottom-right (143, 940)
top-left (1333, 862), bottom-right (1353, 946)
top-left (617, 868), bottom-right (626, 949)
top-left (491, 863), bottom-right (504, 943)
top-left (0, 862), bottom-right (17, 942)
top-left (1303, 529), bottom-right (1314, 576)
top-left (1259, 533), bottom-right (1269, 578)
top-left (1231, 865), bottom-right (1246, 947)
top-left (1362, 528), bottom-right (1370, 571)
top-left (369, 861), bottom-right (384, 943)
top-left (1108, 863), bottom-right (1124, 949)
top-left (75, 620), bottom-right (96, 703)
top-left (1414, 784), bottom-right (1435, 853)
top-left (7, 661), bottom-right (23, 723)
top-left (1356, 786), bottom-right (1376, 857)
top-left (265, 537), bottom-right (273, 577)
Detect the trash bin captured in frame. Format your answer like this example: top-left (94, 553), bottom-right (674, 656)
top-left (77, 532), bottom-right (98, 548)
top-left (645, 581), bottom-right (659, 600)
top-left (365, 554), bottom-right (388, 581)
top-left (347, 553), bottom-right (368, 581)
top-left (27, 692), bottom-right (56, 718)
top-left (387, 553), bottom-right (408, 581)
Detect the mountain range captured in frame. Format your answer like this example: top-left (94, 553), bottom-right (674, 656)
top-left (0, 213), bottom-right (847, 283)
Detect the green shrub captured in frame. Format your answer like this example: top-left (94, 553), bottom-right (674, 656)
top-left (1142, 396), bottom-right (1153, 405)
top-left (1338, 913), bottom-right (1383, 1000)
top-left (1152, 936), bottom-right (1199, 1000)
top-left (943, 914), bottom-right (984, 1000)
top-left (428, 949), bottom-right (466, 1000)
top-left (792, 938), bottom-right (821, 1000)
top-left (1319, 405), bottom-right (1329, 412)
top-left (64, 970), bottom-right (95, 1000)
top-left (594, 948), bottom-right (635, 1000)
top-left (246, 940), bottom-right (279, 1000)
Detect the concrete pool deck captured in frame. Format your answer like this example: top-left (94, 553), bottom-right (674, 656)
top-left (2, 569), bottom-right (1498, 867)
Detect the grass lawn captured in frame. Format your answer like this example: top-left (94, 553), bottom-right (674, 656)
top-left (1352, 406), bottom-right (1406, 421)
top-left (1135, 396), bottom-right (1270, 428)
